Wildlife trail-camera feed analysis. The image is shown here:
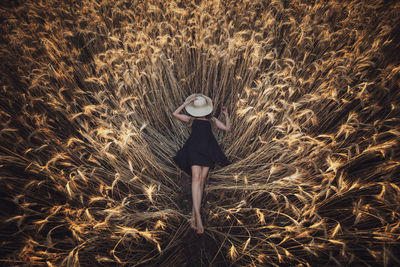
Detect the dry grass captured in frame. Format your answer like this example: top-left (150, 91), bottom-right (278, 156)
top-left (1, 0), bottom-right (400, 266)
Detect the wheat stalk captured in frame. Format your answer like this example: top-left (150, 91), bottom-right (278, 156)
top-left (1, 0), bottom-right (399, 266)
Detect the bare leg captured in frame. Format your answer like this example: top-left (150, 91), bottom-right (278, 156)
top-left (191, 165), bottom-right (203, 233)
top-left (190, 167), bottom-right (198, 230)
top-left (200, 166), bottom-right (210, 204)
top-left (191, 166), bottom-right (209, 232)
top-left (191, 206), bottom-right (196, 230)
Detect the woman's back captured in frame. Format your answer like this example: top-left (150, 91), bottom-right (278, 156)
top-left (188, 118), bottom-right (213, 153)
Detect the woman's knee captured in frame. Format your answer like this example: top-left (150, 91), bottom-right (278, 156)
top-left (192, 175), bottom-right (201, 184)
top-left (200, 166), bottom-right (209, 180)
top-left (191, 165), bottom-right (202, 182)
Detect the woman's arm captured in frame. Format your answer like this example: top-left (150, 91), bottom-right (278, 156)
top-left (213, 106), bottom-right (231, 132)
top-left (172, 97), bottom-right (197, 123)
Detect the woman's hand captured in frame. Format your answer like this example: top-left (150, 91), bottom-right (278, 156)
top-left (185, 97), bottom-right (197, 105)
top-left (221, 106), bottom-right (228, 116)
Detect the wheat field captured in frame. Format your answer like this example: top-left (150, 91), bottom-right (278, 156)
top-left (1, 0), bottom-right (399, 266)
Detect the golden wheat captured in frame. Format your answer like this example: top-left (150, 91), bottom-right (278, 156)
top-left (0, 0), bottom-right (399, 266)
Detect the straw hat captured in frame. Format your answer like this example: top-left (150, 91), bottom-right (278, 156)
top-left (184, 93), bottom-right (213, 117)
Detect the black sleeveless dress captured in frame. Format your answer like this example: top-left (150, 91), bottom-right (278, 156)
top-left (173, 118), bottom-right (230, 176)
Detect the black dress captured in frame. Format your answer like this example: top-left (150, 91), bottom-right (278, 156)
top-left (173, 118), bottom-right (230, 176)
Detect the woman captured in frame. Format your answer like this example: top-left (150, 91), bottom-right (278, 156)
top-left (172, 93), bottom-right (231, 234)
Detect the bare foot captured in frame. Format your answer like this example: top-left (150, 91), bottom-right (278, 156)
top-left (196, 217), bottom-right (204, 234)
top-left (190, 213), bottom-right (197, 231)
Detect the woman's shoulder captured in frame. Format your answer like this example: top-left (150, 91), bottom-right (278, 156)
top-left (209, 117), bottom-right (217, 128)
top-left (207, 116), bottom-right (216, 123)
top-left (187, 116), bottom-right (195, 126)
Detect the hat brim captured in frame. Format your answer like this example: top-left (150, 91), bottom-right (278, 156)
top-left (185, 93), bottom-right (213, 117)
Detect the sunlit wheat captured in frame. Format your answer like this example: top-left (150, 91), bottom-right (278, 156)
top-left (1, 0), bottom-right (399, 266)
